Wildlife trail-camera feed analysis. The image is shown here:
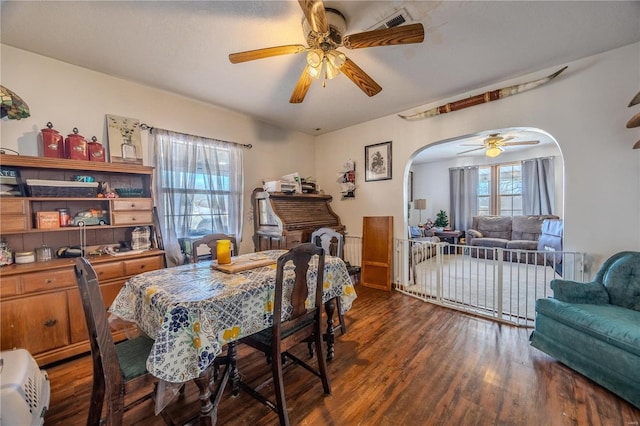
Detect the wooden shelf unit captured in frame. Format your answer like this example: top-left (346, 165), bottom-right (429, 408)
top-left (0, 154), bottom-right (164, 366)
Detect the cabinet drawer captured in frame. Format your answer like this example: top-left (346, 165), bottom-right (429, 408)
top-left (112, 199), bottom-right (153, 211)
top-left (22, 269), bottom-right (75, 293)
top-left (1, 292), bottom-right (69, 354)
top-left (123, 256), bottom-right (164, 276)
top-left (112, 211), bottom-right (153, 225)
top-left (0, 199), bottom-right (27, 215)
top-left (92, 261), bottom-right (124, 281)
top-left (1, 276), bottom-right (19, 297)
top-left (0, 215), bottom-right (28, 233)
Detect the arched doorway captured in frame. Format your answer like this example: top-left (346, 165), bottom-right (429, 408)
top-left (406, 126), bottom-right (564, 232)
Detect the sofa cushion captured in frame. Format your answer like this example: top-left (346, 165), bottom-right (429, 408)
top-left (603, 253), bottom-right (640, 311)
top-left (551, 280), bottom-right (610, 305)
top-left (511, 215), bottom-right (547, 240)
top-left (535, 298), bottom-right (640, 357)
top-left (506, 240), bottom-right (539, 250)
top-left (474, 216), bottom-right (512, 239)
top-left (469, 237), bottom-right (508, 248)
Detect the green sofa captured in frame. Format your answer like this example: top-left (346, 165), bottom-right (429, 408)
top-left (530, 251), bottom-right (640, 408)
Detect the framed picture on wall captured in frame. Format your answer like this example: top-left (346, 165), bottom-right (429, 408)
top-left (365, 141), bottom-right (392, 182)
top-left (106, 114), bottom-right (143, 164)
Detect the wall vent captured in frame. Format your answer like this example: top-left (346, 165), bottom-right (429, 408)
top-left (368, 8), bottom-right (412, 31)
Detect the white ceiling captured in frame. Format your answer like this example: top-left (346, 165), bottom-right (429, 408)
top-left (1, 1), bottom-right (639, 138)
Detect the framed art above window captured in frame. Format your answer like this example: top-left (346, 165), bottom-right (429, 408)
top-left (365, 141), bottom-right (392, 182)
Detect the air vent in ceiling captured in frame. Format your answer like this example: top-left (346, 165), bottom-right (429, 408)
top-left (368, 8), bottom-right (412, 31)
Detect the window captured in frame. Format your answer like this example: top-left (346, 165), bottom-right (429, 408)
top-left (151, 129), bottom-right (243, 266)
top-left (160, 157), bottom-right (232, 237)
top-left (477, 162), bottom-right (522, 216)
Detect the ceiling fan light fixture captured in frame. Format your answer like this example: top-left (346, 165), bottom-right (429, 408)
top-left (306, 50), bottom-right (324, 79)
top-left (306, 50), bottom-right (323, 67)
top-left (486, 146), bottom-right (503, 158)
top-left (325, 60), bottom-right (340, 79)
top-left (325, 51), bottom-right (345, 79)
top-left (326, 50), bottom-right (345, 69)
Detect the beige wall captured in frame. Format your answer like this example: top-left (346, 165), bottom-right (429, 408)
top-left (2, 42), bottom-right (639, 272)
top-left (0, 45), bottom-right (315, 255)
top-left (314, 42), bottom-right (640, 272)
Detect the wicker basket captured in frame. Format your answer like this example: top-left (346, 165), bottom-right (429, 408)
top-left (26, 179), bottom-right (99, 197)
top-left (115, 188), bottom-right (144, 198)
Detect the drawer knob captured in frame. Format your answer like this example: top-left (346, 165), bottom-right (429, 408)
top-left (44, 319), bottom-right (58, 327)
top-left (46, 278), bottom-right (54, 284)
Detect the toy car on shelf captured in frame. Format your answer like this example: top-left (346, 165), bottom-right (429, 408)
top-left (70, 209), bottom-right (110, 226)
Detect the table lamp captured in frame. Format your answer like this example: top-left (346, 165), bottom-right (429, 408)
top-left (414, 198), bottom-right (427, 225)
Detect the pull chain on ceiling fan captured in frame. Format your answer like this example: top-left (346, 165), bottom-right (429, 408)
top-left (457, 133), bottom-right (540, 157)
top-left (228, 0), bottom-right (425, 103)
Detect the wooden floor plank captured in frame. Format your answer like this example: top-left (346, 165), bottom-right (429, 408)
top-left (43, 285), bottom-right (640, 425)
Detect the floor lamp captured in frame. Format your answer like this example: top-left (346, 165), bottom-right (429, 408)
top-left (414, 199), bottom-right (427, 226)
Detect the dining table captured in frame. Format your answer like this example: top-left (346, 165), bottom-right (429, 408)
top-left (108, 249), bottom-right (357, 425)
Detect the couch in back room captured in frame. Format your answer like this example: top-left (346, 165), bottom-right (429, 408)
top-left (530, 251), bottom-right (640, 408)
top-left (465, 215), bottom-right (560, 262)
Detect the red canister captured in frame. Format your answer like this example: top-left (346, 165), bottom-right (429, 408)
top-left (65, 127), bottom-right (88, 161)
top-left (41, 122), bottom-right (64, 158)
top-left (87, 136), bottom-right (106, 162)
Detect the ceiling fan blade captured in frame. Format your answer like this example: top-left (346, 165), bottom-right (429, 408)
top-left (343, 23), bottom-right (425, 49)
top-left (289, 65), bottom-right (313, 103)
top-left (457, 146), bottom-right (485, 155)
top-left (298, 0), bottom-right (329, 34)
top-left (340, 57), bottom-right (382, 97)
top-left (503, 140), bottom-right (540, 146)
top-left (459, 143), bottom-right (485, 147)
top-left (228, 45), bottom-right (306, 64)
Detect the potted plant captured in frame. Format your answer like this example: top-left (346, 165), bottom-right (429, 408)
top-left (434, 210), bottom-right (449, 231)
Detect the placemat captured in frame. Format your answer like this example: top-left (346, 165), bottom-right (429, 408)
top-left (212, 256), bottom-right (276, 273)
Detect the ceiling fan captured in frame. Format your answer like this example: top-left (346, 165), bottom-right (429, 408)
top-left (457, 133), bottom-right (540, 158)
top-left (228, 0), bottom-right (425, 103)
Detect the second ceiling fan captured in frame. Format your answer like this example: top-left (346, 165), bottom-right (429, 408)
top-left (457, 133), bottom-right (540, 158)
top-left (228, 0), bottom-right (425, 103)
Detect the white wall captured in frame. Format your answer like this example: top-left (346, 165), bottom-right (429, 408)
top-left (314, 42), bottom-right (640, 272)
top-left (0, 45), bottom-right (316, 255)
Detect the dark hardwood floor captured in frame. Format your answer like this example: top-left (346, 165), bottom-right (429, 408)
top-left (44, 285), bottom-right (640, 425)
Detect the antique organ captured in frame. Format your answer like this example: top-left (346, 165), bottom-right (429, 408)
top-left (251, 188), bottom-right (344, 251)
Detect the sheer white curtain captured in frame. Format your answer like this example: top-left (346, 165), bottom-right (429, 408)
top-left (449, 166), bottom-right (479, 231)
top-left (150, 129), bottom-right (243, 266)
top-left (522, 157), bottom-right (554, 215)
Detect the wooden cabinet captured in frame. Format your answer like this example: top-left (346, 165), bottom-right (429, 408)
top-left (0, 251), bottom-right (165, 366)
top-left (0, 154), bottom-right (165, 366)
top-left (1, 292), bottom-right (70, 355)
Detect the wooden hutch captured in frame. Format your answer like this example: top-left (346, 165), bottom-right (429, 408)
top-left (0, 154), bottom-right (165, 366)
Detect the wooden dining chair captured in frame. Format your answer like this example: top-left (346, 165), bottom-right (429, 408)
top-left (311, 227), bottom-right (347, 335)
top-left (74, 257), bottom-right (174, 426)
top-left (191, 233), bottom-right (238, 263)
top-left (239, 243), bottom-right (331, 426)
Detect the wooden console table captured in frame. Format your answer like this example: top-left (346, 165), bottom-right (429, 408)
top-left (434, 230), bottom-right (464, 244)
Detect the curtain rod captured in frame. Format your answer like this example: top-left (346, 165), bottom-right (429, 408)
top-left (140, 123), bottom-right (252, 149)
